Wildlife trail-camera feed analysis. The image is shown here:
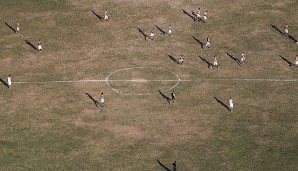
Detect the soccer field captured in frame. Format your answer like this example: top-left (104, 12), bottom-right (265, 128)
top-left (0, 0), bottom-right (297, 170)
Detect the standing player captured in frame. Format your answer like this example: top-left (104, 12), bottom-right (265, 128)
top-left (99, 92), bottom-right (105, 107)
top-left (168, 25), bottom-right (172, 37)
top-left (240, 52), bottom-right (246, 64)
top-left (213, 55), bottom-right (218, 68)
top-left (150, 28), bottom-right (155, 40)
top-left (104, 9), bottom-right (109, 21)
top-left (37, 39), bottom-right (42, 52)
top-left (284, 23), bottom-right (289, 36)
top-left (172, 161), bottom-right (177, 171)
top-left (7, 75), bottom-right (12, 89)
top-left (171, 91), bottom-right (176, 103)
top-left (229, 97), bottom-right (233, 112)
top-left (178, 55), bottom-right (184, 64)
top-left (205, 35), bottom-right (211, 48)
top-left (295, 55), bottom-right (298, 67)
top-left (195, 8), bottom-right (201, 22)
top-left (203, 11), bottom-right (208, 22)
top-left (16, 21), bottom-right (20, 34)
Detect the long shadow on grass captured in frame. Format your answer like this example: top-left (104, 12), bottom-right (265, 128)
top-left (288, 34), bottom-right (298, 43)
top-left (168, 55), bottom-right (179, 64)
top-left (25, 40), bottom-right (37, 51)
top-left (199, 55), bottom-right (213, 68)
top-left (226, 52), bottom-right (241, 66)
top-left (270, 24), bottom-right (297, 43)
top-left (158, 90), bottom-right (171, 104)
top-left (157, 160), bottom-right (171, 171)
top-left (214, 97), bottom-right (230, 111)
top-left (182, 9), bottom-right (195, 21)
top-left (0, 78), bottom-right (8, 88)
top-left (85, 93), bottom-right (100, 108)
top-left (192, 36), bottom-right (205, 49)
top-left (4, 22), bottom-right (16, 33)
top-left (91, 10), bottom-right (104, 22)
top-left (279, 55), bottom-right (293, 67)
top-left (155, 25), bottom-right (167, 35)
top-left (270, 24), bottom-right (283, 35)
top-left (137, 28), bottom-right (148, 40)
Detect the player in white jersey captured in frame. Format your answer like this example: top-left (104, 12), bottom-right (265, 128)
top-left (99, 92), bottom-right (105, 107)
top-left (7, 75), bottom-right (12, 89)
top-left (104, 9), bottom-right (109, 21)
top-left (240, 52), bottom-right (245, 63)
top-left (203, 11), bottom-right (207, 21)
top-left (168, 25), bottom-right (172, 36)
top-left (295, 55), bottom-right (298, 66)
top-left (37, 39), bottom-right (42, 52)
top-left (195, 8), bottom-right (201, 22)
top-left (229, 97), bottom-right (233, 112)
top-left (178, 55), bottom-right (184, 64)
top-left (213, 56), bottom-right (218, 68)
top-left (16, 21), bottom-right (20, 34)
top-left (150, 28), bottom-right (155, 40)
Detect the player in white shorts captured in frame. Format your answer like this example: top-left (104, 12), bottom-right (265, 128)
top-left (229, 97), bottom-right (233, 112)
top-left (150, 28), bottom-right (155, 40)
top-left (284, 23), bottom-right (289, 36)
top-left (178, 55), bottom-right (184, 64)
top-left (213, 56), bottom-right (218, 68)
top-left (37, 39), bottom-right (42, 52)
top-left (7, 75), bottom-right (12, 89)
top-left (295, 55), bottom-right (298, 66)
top-left (104, 9), bottom-right (109, 21)
top-left (168, 25), bottom-right (172, 36)
top-left (171, 91), bottom-right (176, 103)
top-left (240, 52), bottom-right (245, 63)
top-left (16, 21), bottom-right (20, 34)
top-left (99, 92), bottom-right (105, 107)
top-left (203, 11), bottom-right (208, 21)
top-left (205, 36), bottom-right (210, 48)
top-left (195, 8), bottom-right (201, 22)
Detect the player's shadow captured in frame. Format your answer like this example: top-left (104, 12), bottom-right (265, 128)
top-left (4, 22), bottom-right (16, 33)
top-left (279, 55), bottom-right (293, 67)
top-left (182, 9), bottom-right (195, 21)
top-left (158, 90), bottom-right (171, 104)
top-left (25, 40), bottom-right (37, 51)
top-left (288, 34), bottom-right (297, 43)
top-left (192, 36), bottom-right (205, 49)
top-left (157, 160), bottom-right (171, 171)
top-left (0, 78), bottom-right (9, 88)
top-left (214, 97), bottom-right (230, 111)
top-left (168, 55), bottom-right (179, 64)
top-left (137, 28), bottom-right (148, 40)
top-left (91, 10), bottom-right (104, 22)
top-left (226, 52), bottom-right (241, 66)
top-left (85, 93), bottom-right (100, 108)
top-left (270, 24), bottom-right (283, 35)
top-left (199, 56), bottom-right (213, 68)
top-left (155, 25), bottom-right (167, 35)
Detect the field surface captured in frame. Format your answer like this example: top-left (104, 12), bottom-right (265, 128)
top-left (0, 0), bottom-right (297, 170)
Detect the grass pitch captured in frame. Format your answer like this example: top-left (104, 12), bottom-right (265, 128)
top-left (0, 0), bottom-right (297, 170)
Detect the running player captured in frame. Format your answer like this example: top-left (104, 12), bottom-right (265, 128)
top-left (171, 91), bottom-right (176, 102)
top-left (213, 55), bottom-right (218, 68)
top-left (284, 23), bottom-right (289, 36)
top-left (104, 9), bottom-right (109, 21)
top-left (205, 35), bottom-right (210, 48)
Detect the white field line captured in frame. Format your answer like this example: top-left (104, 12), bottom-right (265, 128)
top-left (12, 78), bottom-right (298, 84)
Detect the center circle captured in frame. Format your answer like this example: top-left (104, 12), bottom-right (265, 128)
top-left (105, 67), bottom-right (180, 95)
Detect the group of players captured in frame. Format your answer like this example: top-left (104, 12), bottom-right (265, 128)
top-left (3, 7), bottom-right (297, 111)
